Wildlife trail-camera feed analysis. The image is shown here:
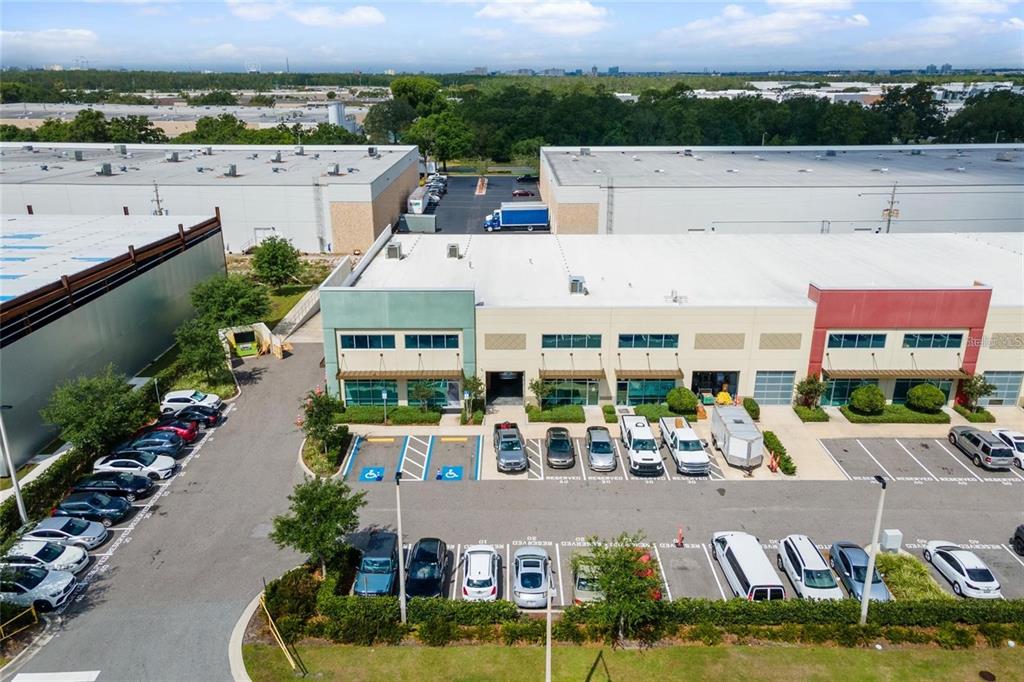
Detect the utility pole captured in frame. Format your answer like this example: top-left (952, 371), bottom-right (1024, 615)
top-left (151, 181), bottom-right (165, 216)
top-left (395, 471), bottom-right (407, 624)
top-left (884, 182), bottom-right (898, 233)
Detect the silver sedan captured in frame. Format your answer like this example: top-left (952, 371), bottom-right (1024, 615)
top-left (512, 546), bottom-right (553, 609)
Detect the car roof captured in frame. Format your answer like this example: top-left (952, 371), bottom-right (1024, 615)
top-left (993, 429), bottom-right (1024, 438)
top-left (8, 540), bottom-right (48, 554)
top-left (945, 548), bottom-right (987, 569)
top-left (835, 542), bottom-right (868, 564)
top-left (62, 492), bottom-right (95, 503)
top-left (164, 390), bottom-right (196, 399)
top-left (412, 538), bottom-right (441, 556)
top-left (587, 427), bottom-right (611, 439)
top-left (785, 535), bottom-right (828, 569)
top-left (714, 532), bottom-right (781, 585)
top-left (363, 532), bottom-right (397, 557)
top-left (515, 546), bottom-right (548, 560)
top-left (32, 517), bottom-right (74, 531)
top-left (466, 551), bottom-right (494, 576)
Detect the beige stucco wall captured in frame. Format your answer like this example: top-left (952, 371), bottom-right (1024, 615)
top-left (554, 203), bottom-right (600, 234)
top-left (371, 161), bottom-right (418, 242)
top-left (975, 307), bottom-right (1024, 374)
top-left (820, 327), bottom-right (970, 373)
top-left (329, 201), bottom-right (375, 255)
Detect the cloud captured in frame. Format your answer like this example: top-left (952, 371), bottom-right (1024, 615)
top-left (860, 1), bottom-right (1022, 53)
top-left (933, 0), bottom-right (1019, 14)
top-left (766, 0), bottom-right (854, 8)
top-left (663, 3), bottom-right (869, 47)
top-left (475, 1), bottom-right (609, 37)
top-left (463, 26), bottom-right (506, 40)
top-left (0, 28), bottom-right (99, 52)
top-left (197, 42), bottom-right (286, 60)
top-left (226, 0), bottom-right (285, 21)
top-left (288, 5), bottom-right (385, 27)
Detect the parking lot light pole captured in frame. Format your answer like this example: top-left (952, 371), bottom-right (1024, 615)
top-left (395, 471), bottom-right (407, 625)
top-left (382, 389), bottom-right (388, 424)
top-left (545, 586), bottom-right (554, 682)
top-left (860, 474), bottom-right (888, 626)
top-left (0, 405), bottom-right (28, 525)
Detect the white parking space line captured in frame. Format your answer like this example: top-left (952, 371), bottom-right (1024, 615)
top-left (613, 440), bottom-right (629, 480)
top-left (525, 439), bottom-right (544, 480)
top-left (1001, 544), bottom-right (1024, 569)
top-left (1007, 467), bottom-right (1024, 482)
top-left (701, 543), bottom-right (727, 601)
top-left (401, 436), bottom-right (430, 481)
top-left (934, 440), bottom-right (984, 481)
top-left (575, 440), bottom-right (588, 481)
top-left (856, 439), bottom-right (894, 480)
top-left (818, 440), bottom-right (852, 481)
top-left (895, 440), bottom-right (939, 481)
top-left (554, 544), bottom-right (565, 607)
top-left (13, 672), bottom-right (102, 682)
top-left (662, 459), bottom-right (673, 481)
top-left (652, 545), bottom-right (672, 601)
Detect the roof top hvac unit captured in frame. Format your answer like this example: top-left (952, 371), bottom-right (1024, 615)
top-left (580, 147), bottom-right (591, 156)
top-left (94, 163), bottom-right (112, 176)
top-left (385, 242), bottom-right (403, 259)
top-left (367, 145), bottom-right (378, 157)
top-left (996, 151), bottom-right (1017, 162)
top-left (113, 144), bottom-right (127, 155)
top-left (202, 146), bottom-right (213, 156)
top-left (270, 151), bottom-right (282, 163)
top-left (73, 150), bottom-right (85, 161)
top-left (447, 243), bottom-right (461, 259)
top-left (164, 151), bottom-right (179, 163)
top-left (224, 164), bottom-right (238, 177)
top-left (326, 163), bottom-right (340, 176)
top-left (294, 145), bottom-right (305, 156)
top-left (569, 275), bottom-right (587, 295)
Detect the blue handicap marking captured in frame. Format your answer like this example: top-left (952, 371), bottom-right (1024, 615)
top-left (439, 465), bottom-right (463, 482)
top-left (359, 466), bottom-right (386, 482)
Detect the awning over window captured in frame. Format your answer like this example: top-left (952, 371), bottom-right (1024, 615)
top-left (614, 369), bottom-right (684, 380)
top-left (337, 370), bottom-right (462, 380)
top-left (823, 369), bottom-right (968, 380)
top-left (538, 369), bottom-right (605, 380)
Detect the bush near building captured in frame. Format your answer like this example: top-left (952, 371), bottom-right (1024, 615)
top-left (793, 405), bottom-right (829, 422)
top-left (334, 405), bottom-right (441, 425)
top-left (953, 404), bottom-right (996, 423)
top-left (848, 385), bottom-right (886, 415)
top-left (742, 397), bottom-right (760, 421)
top-left (906, 383), bottom-right (946, 413)
top-left (762, 431), bottom-right (796, 475)
top-left (602, 404), bottom-right (618, 423)
top-left (795, 374), bottom-right (828, 408)
top-left (840, 404), bottom-right (950, 424)
top-left (633, 402), bottom-right (697, 423)
top-left (526, 404), bottom-right (585, 423)
top-left (666, 387), bottom-right (699, 415)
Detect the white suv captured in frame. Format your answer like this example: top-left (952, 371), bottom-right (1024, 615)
top-left (160, 389), bottom-right (223, 415)
top-left (777, 534), bottom-right (844, 601)
top-left (619, 415), bottom-right (664, 476)
top-left (0, 566), bottom-right (78, 612)
top-left (461, 545), bottom-right (500, 601)
top-left (2, 540), bottom-right (89, 575)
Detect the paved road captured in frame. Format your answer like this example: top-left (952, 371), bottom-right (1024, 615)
top-left (430, 176), bottom-right (536, 234)
top-left (13, 345), bottom-right (322, 682)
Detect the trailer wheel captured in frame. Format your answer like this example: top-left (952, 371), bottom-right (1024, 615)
top-left (527, 225), bottom-right (534, 232)
top-left (485, 226), bottom-right (493, 233)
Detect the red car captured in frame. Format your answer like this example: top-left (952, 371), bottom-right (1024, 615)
top-left (139, 417), bottom-right (199, 443)
top-left (511, 189), bottom-right (535, 197)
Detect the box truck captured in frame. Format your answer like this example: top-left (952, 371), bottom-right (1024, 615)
top-left (710, 405), bottom-right (764, 469)
top-left (484, 202), bottom-right (549, 232)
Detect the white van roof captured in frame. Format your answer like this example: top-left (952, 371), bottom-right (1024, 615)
top-left (715, 531), bottom-right (782, 586)
top-left (785, 534), bottom-right (828, 570)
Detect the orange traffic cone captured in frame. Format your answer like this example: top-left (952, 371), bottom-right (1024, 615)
top-left (675, 527), bottom-right (685, 548)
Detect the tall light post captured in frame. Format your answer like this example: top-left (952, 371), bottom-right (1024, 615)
top-left (860, 474), bottom-right (888, 625)
top-left (0, 405), bottom-right (28, 525)
top-left (545, 584), bottom-right (554, 682)
top-left (395, 471), bottom-right (407, 625)
top-left (382, 389), bottom-right (388, 425)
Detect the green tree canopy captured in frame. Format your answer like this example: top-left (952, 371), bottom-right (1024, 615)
top-left (363, 99), bottom-right (416, 144)
top-left (40, 365), bottom-right (148, 456)
top-left (188, 90), bottom-right (239, 106)
top-left (943, 90), bottom-right (1024, 143)
top-left (271, 478), bottom-right (367, 575)
top-left (403, 110), bottom-right (473, 170)
top-left (390, 75), bottom-right (444, 115)
top-left (174, 318), bottom-right (226, 380)
top-left (190, 274), bottom-right (271, 327)
top-left (108, 115), bottom-right (168, 143)
top-left (251, 236), bottom-right (302, 288)
top-left (247, 94), bottom-right (275, 107)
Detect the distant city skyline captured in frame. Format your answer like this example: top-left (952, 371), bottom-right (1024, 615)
top-left (2, 1), bottom-right (1022, 73)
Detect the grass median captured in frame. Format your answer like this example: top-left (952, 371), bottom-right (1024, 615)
top-left (244, 643), bottom-right (1023, 682)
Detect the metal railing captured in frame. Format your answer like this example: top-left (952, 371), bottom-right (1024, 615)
top-left (259, 591), bottom-right (307, 676)
top-left (0, 604), bottom-right (38, 642)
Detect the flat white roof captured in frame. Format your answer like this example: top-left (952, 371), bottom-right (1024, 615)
top-left (542, 145), bottom-right (1024, 188)
top-left (0, 142), bottom-right (416, 187)
top-left (0, 213), bottom-right (211, 300)
top-left (351, 232), bottom-right (1024, 308)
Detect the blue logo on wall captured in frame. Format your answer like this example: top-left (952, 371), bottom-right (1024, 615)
top-left (438, 465), bottom-right (463, 481)
top-left (359, 466), bottom-right (386, 482)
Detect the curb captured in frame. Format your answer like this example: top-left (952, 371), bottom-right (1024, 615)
top-left (229, 592), bottom-right (261, 682)
top-left (222, 360), bottom-right (243, 404)
top-left (297, 436), bottom-right (316, 480)
top-left (0, 614), bottom-right (60, 679)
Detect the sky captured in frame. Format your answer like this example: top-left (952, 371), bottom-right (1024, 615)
top-left (1, 1), bottom-right (1022, 73)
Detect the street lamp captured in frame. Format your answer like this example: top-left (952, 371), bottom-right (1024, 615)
top-left (545, 584), bottom-right (555, 682)
top-left (395, 471), bottom-right (407, 625)
top-left (860, 474), bottom-right (888, 625)
top-left (0, 405), bottom-right (28, 525)
top-left (382, 389), bottom-right (388, 424)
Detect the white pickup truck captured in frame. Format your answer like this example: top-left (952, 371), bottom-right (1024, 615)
top-left (658, 416), bottom-right (712, 476)
top-left (618, 414), bottom-right (664, 476)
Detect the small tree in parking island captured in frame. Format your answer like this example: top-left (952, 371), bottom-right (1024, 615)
top-left (190, 274), bottom-right (271, 328)
top-left (408, 382), bottom-right (436, 411)
top-left (271, 478), bottom-right (366, 577)
top-left (959, 374), bottom-right (996, 412)
top-left (795, 374), bottom-right (828, 408)
top-left (41, 364), bottom-right (148, 456)
top-left (251, 236), bottom-right (302, 289)
top-left (299, 386), bottom-right (344, 457)
top-left (528, 378), bottom-right (553, 411)
top-left (174, 318), bottom-right (226, 380)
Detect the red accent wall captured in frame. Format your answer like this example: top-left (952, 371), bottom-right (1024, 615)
top-left (807, 285), bottom-right (992, 376)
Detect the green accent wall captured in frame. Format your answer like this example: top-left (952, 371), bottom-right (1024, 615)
top-left (319, 288), bottom-right (476, 396)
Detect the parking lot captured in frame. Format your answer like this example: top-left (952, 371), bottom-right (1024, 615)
top-left (429, 175), bottom-right (538, 234)
top-left (820, 437), bottom-right (1024, 485)
top-left (343, 435), bottom-right (483, 483)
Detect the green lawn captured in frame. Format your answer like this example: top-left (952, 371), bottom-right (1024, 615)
top-left (0, 463), bottom-right (36, 491)
top-left (244, 643), bottom-right (1023, 682)
top-left (267, 284), bottom-right (314, 330)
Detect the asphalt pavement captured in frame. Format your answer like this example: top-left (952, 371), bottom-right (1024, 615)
top-left (430, 175), bottom-right (532, 234)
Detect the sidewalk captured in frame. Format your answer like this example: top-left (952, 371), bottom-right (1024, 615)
top-left (0, 444), bottom-right (71, 504)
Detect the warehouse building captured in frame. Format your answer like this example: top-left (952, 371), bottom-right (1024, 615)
top-left (538, 144), bottom-right (1023, 235)
top-left (0, 142), bottom-right (419, 254)
top-left (0, 213), bottom-right (225, 473)
top-left (319, 232), bottom-right (1023, 412)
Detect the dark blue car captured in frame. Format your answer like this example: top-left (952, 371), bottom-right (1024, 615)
top-left (72, 472), bottom-right (154, 502)
top-left (54, 492), bottom-right (131, 527)
top-left (353, 532), bottom-right (399, 597)
top-left (114, 430), bottom-right (185, 459)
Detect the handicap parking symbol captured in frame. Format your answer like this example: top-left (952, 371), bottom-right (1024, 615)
top-left (359, 466), bottom-right (386, 482)
top-left (437, 465), bottom-right (463, 482)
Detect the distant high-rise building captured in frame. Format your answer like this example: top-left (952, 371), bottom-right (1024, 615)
top-left (940, 63), bottom-right (953, 74)
top-left (607, 66), bottom-right (619, 75)
top-left (466, 66), bottom-right (488, 76)
top-left (590, 65), bottom-right (598, 77)
top-left (541, 68), bottom-right (565, 77)
top-left (925, 63), bottom-right (938, 74)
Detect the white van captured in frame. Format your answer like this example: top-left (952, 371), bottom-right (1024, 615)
top-left (618, 414), bottom-right (664, 476)
top-left (777, 534), bottom-right (844, 601)
top-left (711, 531), bottom-right (785, 601)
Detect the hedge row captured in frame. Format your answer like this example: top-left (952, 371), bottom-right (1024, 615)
top-left (762, 430), bottom-right (796, 475)
top-left (742, 397), bottom-right (760, 421)
top-left (460, 409), bottom-right (485, 425)
top-left (840, 404), bottom-right (951, 424)
top-left (793, 405), bottom-right (829, 422)
top-left (632, 403), bottom-right (696, 423)
top-left (953, 404), bottom-right (996, 423)
top-left (335, 405), bottom-right (441, 425)
top-left (602, 405), bottom-right (617, 424)
top-left (526, 405), bottom-right (585, 423)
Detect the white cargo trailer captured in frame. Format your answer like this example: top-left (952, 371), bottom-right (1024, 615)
top-left (710, 405), bottom-right (764, 469)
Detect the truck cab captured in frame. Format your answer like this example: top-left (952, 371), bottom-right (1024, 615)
top-left (493, 422), bottom-right (527, 473)
top-left (658, 416), bottom-right (712, 476)
top-left (618, 415), bottom-right (664, 476)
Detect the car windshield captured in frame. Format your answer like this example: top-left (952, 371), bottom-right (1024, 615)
top-left (16, 567), bottom-right (48, 590)
top-left (966, 568), bottom-right (995, 583)
top-left (520, 571), bottom-right (543, 590)
top-left (677, 440), bottom-right (703, 452)
top-left (409, 560), bottom-right (440, 580)
top-left (1012, 441), bottom-right (1024, 453)
top-left (590, 441), bottom-right (612, 454)
top-left (633, 438), bottom-right (657, 452)
top-left (359, 558), bottom-right (392, 574)
top-left (35, 543), bottom-right (64, 562)
top-left (549, 438), bottom-right (572, 453)
top-left (500, 439), bottom-right (520, 452)
top-left (575, 575), bottom-right (599, 592)
top-left (803, 569), bottom-right (838, 589)
top-left (190, 391), bottom-right (207, 401)
top-left (851, 565), bottom-right (882, 584)
top-left (135, 452), bottom-right (157, 466)
top-left (61, 518), bottom-right (89, 534)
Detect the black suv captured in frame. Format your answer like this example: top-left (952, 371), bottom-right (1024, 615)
top-left (405, 538), bottom-right (449, 599)
top-left (72, 472), bottom-right (154, 502)
top-left (1013, 525), bottom-right (1024, 556)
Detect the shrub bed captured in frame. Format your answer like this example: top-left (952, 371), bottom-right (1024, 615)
top-left (460, 409), bottom-right (485, 425)
top-left (742, 397), bottom-right (760, 421)
top-left (336, 405), bottom-right (441, 425)
top-left (526, 405), bottom-right (585, 423)
top-left (666, 387), bottom-right (699, 415)
top-left (840, 404), bottom-right (950, 424)
top-left (762, 431), bottom-right (796, 475)
top-left (602, 404), bottom-right (617, 424)
top-left (632, 403), bottom-right (696, 423)
top-left (874, 553), bottom-right (954, 601)
top-left (953, 404), bottom-right (996, 423)
top-left (849, 385), bottom-right (886, 415)
top-left (793, 405), bottom-right (829, 422)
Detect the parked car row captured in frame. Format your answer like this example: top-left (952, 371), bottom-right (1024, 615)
top-left (0, 390), bottom-right (225, 613)
top-left (712, 531), bottom-right (1003, 601)
top-left (424, 174), bottom-right (447, 206)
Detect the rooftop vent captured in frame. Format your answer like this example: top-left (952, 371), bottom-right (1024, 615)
top-left (367, 145), bottom-right (378, 157)
top-left (73, 150), bottom-right (84, 161)
top-left (271, 166), bottom-right (286, 173)
top-left (113, 144), bottom-right (127, 155)
top-left (270, 151), bottom-right (282, 163)
top-left (347, 167), bottom-right (359, 173)
top-left (119, 165), bottom-right (128, 172)
top-left (202, 146), bottom-right (213, 156)
top-left (224, 164), bottom-right (238, 177)
top-left (94, 163), bottom-right (112, 176)
top-left (871, 167), bottom-right (889, 173)
top-left (326, 163), bottom-right (340, 176)
top-left (910, 149), bottom-right (923, 156)
top-left (446, 243), bottom-right (461, 259)
top-left (592, 168), bottom-right (602, 173)
top-left (726, 168), bottom-right (739, 173)
top-left (654, 168), bottom-right (665, 173)
top-left (632, 155), bottom-right (640, 161)
top-left (798, 168), bottom-right (813, 173)
top-left (39, 164), bottom-right (48, 171)
top-left (955, 166), bottom-right (967, 173)
top-left (294, 145), bottom-right (305, 156)
top-left (385, 242), bottom-right (403, 260)
top-left (580, 147), bottom-right (591, 156)
top-left (569, 275), bottom-right (587, 295)
top-left (683, 149), bottom-right (693, 157)
top-left (826, 149), bottom-right (837, 157)
top-left (164, 151), bottom-right (179, 163)
top-left (753, 154), bottom-right (764, 160)
top-left (22, 145), bottom-right (33, 152)
top-left (312, 153), bottom-right (320, 160)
